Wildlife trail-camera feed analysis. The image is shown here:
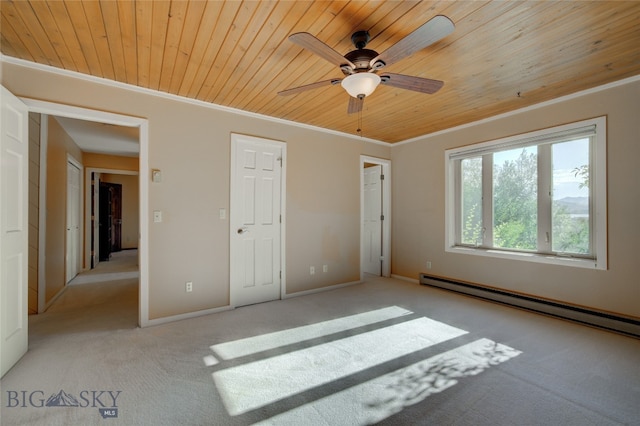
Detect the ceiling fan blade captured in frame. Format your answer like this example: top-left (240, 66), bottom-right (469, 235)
top-left (289, 32), bottom-right (355, 69)
top-left (370, 15), bottom-right (454, 69)
top-left (380, 73), bottom-right (444, 94)
top-left (278, 79), bottom-right (341, 96)
top-left (347, 96), bottom-right (363, 115)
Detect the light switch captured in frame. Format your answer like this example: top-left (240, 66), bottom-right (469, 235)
top-left (219, 208), bottom-right (226, 219)
top-left (153, 210), bottom-right (162, 223)
top-left (152, 169), bottom-right (162, 183)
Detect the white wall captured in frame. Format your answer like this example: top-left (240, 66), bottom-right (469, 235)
top-left (44, 116), bottom-right (83, 303)
top-left (391, 77), bottom-right (640, 318)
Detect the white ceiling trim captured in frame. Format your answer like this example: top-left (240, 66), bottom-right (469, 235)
top-left (1, 55), bottom-right (389, 147)
top-left (395, 74), bottom-right (640, 147)
top-left (8, 54), bottom-right (637, 150)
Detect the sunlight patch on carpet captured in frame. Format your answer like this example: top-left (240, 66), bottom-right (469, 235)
top-left (203, 355), bottom-right (219, 366)
top-left (210, 306), bottom-right (413, 360)
top-left (212, 316), bottom-right (467, 416)
top-left (253, 338), bottom-right (522, 425)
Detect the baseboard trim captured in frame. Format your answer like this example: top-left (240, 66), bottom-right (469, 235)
top-left (40, 285), bottom-right (68, 314)
top-left (142, 281), bottom-right (363, 327)
top-left (390, 274), bottom-right (418, 284)
top-left (144, 305), bottom-right (233, 328)
top-left (284, 280), bottom-right (362, 299)
top-left (419, 273), bottom-right (640, 338)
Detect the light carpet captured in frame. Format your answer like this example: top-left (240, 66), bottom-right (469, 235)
top-left (1, 258), bottom-right (639, 425)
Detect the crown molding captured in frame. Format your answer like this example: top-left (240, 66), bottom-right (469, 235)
top-left (395, 73), bottom-right (640, 146)
top-left (10, 54), bottom-right (634, 149)
top-left (1, 54), bottom-right (389, 147)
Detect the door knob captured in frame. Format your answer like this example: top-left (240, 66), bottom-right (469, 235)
top-left (237, 227), bottom-right (249, 234)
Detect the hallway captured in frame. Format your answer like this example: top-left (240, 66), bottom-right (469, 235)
top-left (31, 250), bottom-right (139, 336)
top-left (69, 250), bottom-right (138, 286)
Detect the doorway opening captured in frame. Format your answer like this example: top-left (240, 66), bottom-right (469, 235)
top-left (21, 98), bottom-right (149, 327)
top-left (360, 156), bottom-right (391, 278)
top-left (87, 170), bottom-right (139, 267)
top-left (99, 181), bottom-right (122, 260)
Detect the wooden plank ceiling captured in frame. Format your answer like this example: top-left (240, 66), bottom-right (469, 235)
top-left (2, 0), bottom-right (639, 143)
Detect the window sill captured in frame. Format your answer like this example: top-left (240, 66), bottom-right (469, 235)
top-left (446, 245), bottom-right (605, 270)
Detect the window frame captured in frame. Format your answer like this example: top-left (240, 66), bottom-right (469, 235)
top-left (445, 116), bottom-right (607, 270)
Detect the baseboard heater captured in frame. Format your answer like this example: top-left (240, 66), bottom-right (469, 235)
top-left (419, 273), bottom-right (640, 338)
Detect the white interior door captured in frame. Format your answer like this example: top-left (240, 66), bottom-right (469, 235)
top-left (230, 134), bottom-right (284, 307)
top-left (66, 159), bottom-right (81, 282)
top-left (363, 165), bottom-right (383, 275)
top-left (1, 86), bottom-right (29, 377)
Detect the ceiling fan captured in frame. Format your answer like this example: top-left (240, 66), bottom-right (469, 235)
top-left (278, 15), bottom-right (455, 114)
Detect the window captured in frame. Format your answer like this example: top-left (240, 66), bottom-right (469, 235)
top-left (446, 117), bottom-right (606, 269)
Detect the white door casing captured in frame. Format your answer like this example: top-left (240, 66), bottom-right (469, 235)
top-left (91, 171), bottom-right (100, 269)
top-left (363, 165), bottom-right (382, 275)
top-left (230, 134), bottom-right (285, 307)
top-left (66, 158), bottom-right (82, 283)
top-left (20, 97), bottom-right (149, 327)
top-left (0, 86), bottom-right (29, 377)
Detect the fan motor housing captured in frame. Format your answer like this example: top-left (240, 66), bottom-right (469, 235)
top-left (343, 49), bottom-right (379, 73)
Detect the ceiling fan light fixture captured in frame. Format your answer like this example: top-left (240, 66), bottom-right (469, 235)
top-left (341, 73), bottom-right (381, 98)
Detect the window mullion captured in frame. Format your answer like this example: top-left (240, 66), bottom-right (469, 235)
top-left (588, 136), bottom-right (596, 256)
top-left (453, 159), bottom-right (462, 245)
top-left (482, 154), bottom-right (493, 247)
top-left (538, 144), bottom-right (552, 253)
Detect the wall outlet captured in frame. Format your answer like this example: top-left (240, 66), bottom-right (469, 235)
top-left (185, 281), bottom-right (193, 292)
top-left (323, 264), bottom-right (328, 273)
top-left (310, 266), bottom-right (315, 275)
top-left (426, 261), bottom-right (432, 269)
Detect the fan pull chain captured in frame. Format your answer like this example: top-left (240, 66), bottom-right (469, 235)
top-left (356, 104), bottom-right (363, 137)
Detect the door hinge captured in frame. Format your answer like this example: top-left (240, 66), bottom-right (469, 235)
top-left (380, 214), bottom-right (384, 221)
top-left (380, 174), bottom-right (384, 180)
top-left (279, 214), bottom-right (282, 223)
top-left (279, 271), bottom-right (282, 279)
